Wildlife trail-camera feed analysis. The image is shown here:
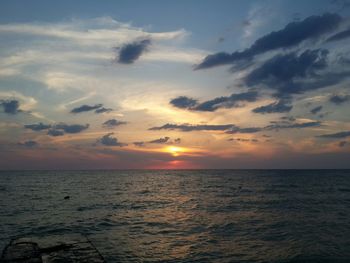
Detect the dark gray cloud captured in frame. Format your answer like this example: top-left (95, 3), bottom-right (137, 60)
top-left (329, 94), bottom-right (350, 104)
top-left (100, 133), bottom-right (127, 146)
top-left (195, 52), bottom-right (244, 70)
top-left (149, 137), bottom-right (170, 144)
top-left (103, 119), bottom-right (127, 128)
top-left (193, 91), bottom-right (259, 112)
top-left (245, 49), bottom-right (329, 95)
top-left (133, 141), bottom-right (145, 147)
top-left (149, 123), bottom-right (236, 132)
top-left (170, 91), bottom-right (259, 112)
top-left (326, 28), bottom-right (350, 42)
top-left (24, 122), bottom-right (51, 131)
top-left (150, 120), bottom-right (322, 134)
top-left (195, 13), bottom-right (341, 69)
top-left (47, 129), bottom-right (64, 137)
top-left (70, 104), bottom-right (102, 113)
top-left (117, 39), bottom-right (151, 64)
top-left (310, 105), bottom-right (323, 114)
top-left (0, 100), bottom-right (21, 114)
top-left (253, 100), bottom-right (293, 114)
top-left (170, 96), bottom-right (198, 109)
top-left (95, 107), bottom-right (113, 114)
top-left (226, 127), bottom-right (262, 134)
top-left (281, 116), bottom-right (296, 121)
top-left (265, 121), bottom-right (321, 130)
top-left (18, 140), bottom-right (38, 148)
top-left (317, 130), bottom-right (350, 138)
top-left (54, 123), bottom-right (89, 133)
top-left (273, 70), bottom-right (350, 97)
top-left (228, 138), bottom-right (259, 142)
top-left (134, 137), bottom-right (181, 146)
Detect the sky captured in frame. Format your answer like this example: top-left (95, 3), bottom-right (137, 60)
top-left (0, 0), bottom-right (350, 169)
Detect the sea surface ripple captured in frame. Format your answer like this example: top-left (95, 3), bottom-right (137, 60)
top-left (1, 170), bottom-right (350, 262)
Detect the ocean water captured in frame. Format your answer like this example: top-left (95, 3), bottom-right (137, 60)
top-left (0, 170), bottom-right (350, 262)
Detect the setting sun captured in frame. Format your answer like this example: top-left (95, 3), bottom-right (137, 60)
top-left (165, 146), bottom-right (185, 156)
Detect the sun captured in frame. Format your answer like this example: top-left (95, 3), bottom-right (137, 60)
top-left (165, 146), bottom-right (185, 157)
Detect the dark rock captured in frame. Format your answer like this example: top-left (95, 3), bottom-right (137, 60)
top-left (64, 196), bottom-right (70, 200)
top-left (1, 234), bottom-right (105, 263)
top-left (1, 242), bottom-right (42, 262)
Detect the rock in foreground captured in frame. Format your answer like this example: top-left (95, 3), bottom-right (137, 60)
top-left (1, 234), bottom-right (105, 263)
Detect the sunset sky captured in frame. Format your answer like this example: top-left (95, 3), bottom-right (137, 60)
top-left (1, 0), bottom-right (350, 169)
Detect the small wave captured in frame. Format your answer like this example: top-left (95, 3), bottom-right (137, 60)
top-left (338, 188), bottom-right (350, 192)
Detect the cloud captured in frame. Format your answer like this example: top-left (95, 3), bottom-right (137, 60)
top-left (69, 103), bottom-right (113, 115)
top-left (281, 116), bottom-right (296, 121)
top-left (149, 121), bottom-right (318, 134)
top-left (329, 94), bottom-right (350, 104)
top-left (228, 138), bottom-right (259, 142)
top-left (169, 96), bottom-right (198, 109)
top-left (133, 141), bottom-right (145, 147)
top-left (24, 122), bottom-right (51, 131)
top-left (317, 131), bottom-right (350, 138)
top-left (0, 17), bottom-right (187, 44)
top-left (47, 129), bottom-right (65, 137)
top-left (116, 39), bottom-right (151, 64)
top-left (54, 123), bottom-right (89, 133)
top-left (99, 133), bottom-right (127, 146)
top-left (170, 91), bottom-right (259, 112)
top-left (0, 100), bottom-right (22, 114)
top-left (252, 100), bottom-right (293, 114)
top-left (326, 28), bottom-right (350, 42)
top-left (195, 13), bottom-right (341, 69)
top-left (245, 49), bottom-right (329, 94)
top-left (149, 121), bottom-right (319, 134)
top-left (225, 127), bottom-right (262, 134)
top-left (134, 137), bottom-right (181, 146)
top-left (265, 121), bottom-right (321, 130)
top-left (149, 137), bottom-right (170, 144)
top-left (103, 119), bottom-right (127, 128)
top-left (95, 107), bottom-right (113, 114)
top-left (193, 91), bottom-right (259, 112)
top-left (18, 140), bottom-right (38, 148)
top-left (310, 105), bottom-right (323, 114)
top-left (70, 104), bottom-right (102, 113)
top-left (241, 3), bottom-right (272, 42)
top-left (195, 52), bottom-right (244, 70)
top-left (274, 71), bottom-right (350, 97)
top-left (149, 123), bottom-right (236, 132)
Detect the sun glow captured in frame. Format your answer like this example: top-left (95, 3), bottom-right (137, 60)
top-left (165, 146), bottom-right (186, 156)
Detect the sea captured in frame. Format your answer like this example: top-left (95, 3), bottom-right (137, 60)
top-left (0, 170), bottom-right (350, 262)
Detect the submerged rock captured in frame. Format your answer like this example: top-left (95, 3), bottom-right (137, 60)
top-left (1, 234), bottom-right (105, 263)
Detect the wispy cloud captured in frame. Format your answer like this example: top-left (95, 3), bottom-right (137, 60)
top-left (318, 130), bottom-right (350, 138)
